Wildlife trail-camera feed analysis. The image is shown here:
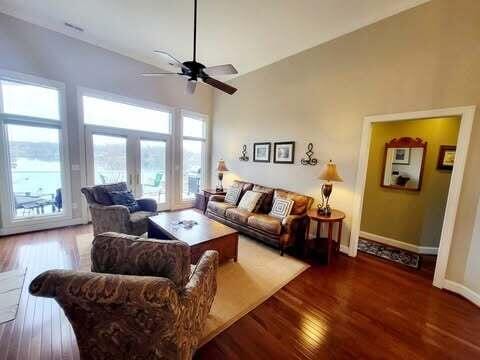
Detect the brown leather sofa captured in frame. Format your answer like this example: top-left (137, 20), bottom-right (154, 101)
top-left (206, 180), bottom-right (314, 255)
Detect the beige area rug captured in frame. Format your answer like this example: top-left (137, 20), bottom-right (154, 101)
top-left (0, 268), bottom-right (26, 324)
top-left (76, 234), bottom-right (309, 345)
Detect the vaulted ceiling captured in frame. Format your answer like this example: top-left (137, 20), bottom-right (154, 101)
top-left (0, 0), bottom-right (430, 75)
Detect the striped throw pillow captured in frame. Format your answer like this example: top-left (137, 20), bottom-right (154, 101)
top-left (269, 198), bottom-right (294, 219)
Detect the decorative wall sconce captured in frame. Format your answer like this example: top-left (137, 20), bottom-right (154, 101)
top-left (300, 143), bottom-right (318, 165)
top-left (239, 144), bottom-right (249, 161)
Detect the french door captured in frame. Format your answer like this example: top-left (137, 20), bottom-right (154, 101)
top-left (86, 126), bottom-right (171, 211)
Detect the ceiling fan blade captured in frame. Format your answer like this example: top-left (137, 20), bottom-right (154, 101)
top-left (153, 50), bottom-right (190, 72)
top-left (203, 64), bottom-right (238, 76)
top-left (202, 76), bottom-right (237, 95)
top-left (186, 80), bottom-right (197, 95)
top-left (141, 72), bottom-right (179, 77)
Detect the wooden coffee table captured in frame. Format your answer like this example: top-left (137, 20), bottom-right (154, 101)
top-left (148, 209), bottom-right (238, 264)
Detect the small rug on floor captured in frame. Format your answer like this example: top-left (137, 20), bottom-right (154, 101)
top-left (358, 238), bottom-right (420, 269)
top-left (75, 234), bottom-right (309, 345)
top-left (0, 268), bottom-right (26, 324)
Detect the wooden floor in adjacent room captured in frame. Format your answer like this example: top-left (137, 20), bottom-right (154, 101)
top-left (0, 225), bottom-right (479, 360)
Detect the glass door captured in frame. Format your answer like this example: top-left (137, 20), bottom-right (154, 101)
top-left (86, 127), bottom-right (171, 211)
top-left (138, 137), bottom-right (170, 211)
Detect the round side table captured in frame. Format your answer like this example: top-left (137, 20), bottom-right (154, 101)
top-left (306, 209), bottom-right (346, 264)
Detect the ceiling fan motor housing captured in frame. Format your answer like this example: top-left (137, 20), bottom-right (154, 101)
top-left (182, 61), bottom-right (206, 80)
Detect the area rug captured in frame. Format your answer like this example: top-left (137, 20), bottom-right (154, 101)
top-left (0, 268), bottom-right (26, 324)
top-left (75, 234), bottom-right (309, 345)
top-left (358, 238), bottom-right (420, 269)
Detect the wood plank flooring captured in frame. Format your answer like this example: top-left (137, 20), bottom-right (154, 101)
top-left (0, 225), bottom-right (479, 359)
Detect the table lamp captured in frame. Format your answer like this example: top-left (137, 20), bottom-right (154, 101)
top-left (216, 159), bottom-right (229, 192)
top-left (318, 160), bottom-right (343, 216)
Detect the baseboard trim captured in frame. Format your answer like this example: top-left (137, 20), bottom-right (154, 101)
top-left (360, 231), bottom-right (438, 255)
top-left (340, 244), bottom-right (349, 254)
top-left (0, 218), bottom-right (86, 236)
top-left (444, 280), bottom-right (480, 307)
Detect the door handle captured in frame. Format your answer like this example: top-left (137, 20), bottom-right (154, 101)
top-left (129, 174), bottom-right (133, 186)
top-left (136, 174), bottom-right (140, 185)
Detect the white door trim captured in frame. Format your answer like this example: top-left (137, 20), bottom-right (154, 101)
top-left (349, 106), bottom-right (476, 289)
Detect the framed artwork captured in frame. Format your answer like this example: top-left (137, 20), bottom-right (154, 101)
top-left (273, 141), bottom-right (295, 164)
top-left (437, 145), bottom-right (456, 170)
top-left (392, 148), bottom-right (411, 165)
top-left (253, 142), bottom-right (271, 162)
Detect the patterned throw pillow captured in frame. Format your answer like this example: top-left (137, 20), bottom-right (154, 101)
top-left (109, 190), bottom-right (141, 213)
top-left (237, 191), bottom-right (263, 212)
top-left (269, 198), bottom-right (294, 219)
top-left (224, 187), bottom-right (242, 205)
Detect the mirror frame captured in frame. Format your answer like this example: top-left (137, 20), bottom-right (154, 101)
top-left (381, 137), bottom-right (427, 192)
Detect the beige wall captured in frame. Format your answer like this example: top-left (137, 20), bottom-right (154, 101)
top-left (361, 117), bottom-right (460, 248)
top-left (211, 0), bottom-right (480, 291)
top-left (0, 12), bottom-right (213, 226)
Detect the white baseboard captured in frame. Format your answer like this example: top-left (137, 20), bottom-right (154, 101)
top-left (340, 244), bottom-right (349, 254)
top-left (360, 231), bottom-right (438, 255)
top-left (444, 280), bottom-right (480, 307)
top-left (0, 218), bottom-right (86, 236)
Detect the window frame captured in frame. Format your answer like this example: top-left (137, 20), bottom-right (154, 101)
top-left (0, 69), bottom-right (72, 230)
top-left (179, 110), bottom-right (209, 204)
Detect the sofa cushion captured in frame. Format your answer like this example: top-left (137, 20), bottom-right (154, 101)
top-left (247, 214), bottom-right (282, 235)
top-left (92, 182), bottom-right (128, 206)
top-left (252, 185), bottom-right (275, 213)
top-left (274, 189), bottom-right (311, 215)
top-left (225, 207), bottom-right (252, 225)
top-left (207, 201), bottom-right (234, 217)
top-left (237, 191), bottom-right (264, 212)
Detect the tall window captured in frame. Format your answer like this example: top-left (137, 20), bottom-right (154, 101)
top-left (0, 75), bottom-right (69, 223)
top-left (182, 114), bottom-right (207, 200)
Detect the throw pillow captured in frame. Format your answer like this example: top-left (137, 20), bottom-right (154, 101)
top-left (109, 190), bottom-right (141, 213)
top-left (225, 187), bottom-right (242, 205)
top-left (269, 198), bottom-right (294, 219)
top-left (237, 191), bottom-right (263, 212)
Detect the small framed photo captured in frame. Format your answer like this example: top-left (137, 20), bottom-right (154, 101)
top-left (437, 145), bottom-right (456, 171)
top-left (253, 142), bottom-right (271, 162)
top-left (392, 148), bottom-right (411, 165)
top-left (273, 141), bottom-right (295, 164)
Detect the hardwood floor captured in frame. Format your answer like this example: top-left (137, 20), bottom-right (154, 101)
top-left (1, 225), bottom-right (479, 359)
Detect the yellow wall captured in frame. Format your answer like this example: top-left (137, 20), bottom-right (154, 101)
top-left (361, 117), bottom-right (460, 247)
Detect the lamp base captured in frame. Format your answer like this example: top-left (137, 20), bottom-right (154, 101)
top-left (317, 204), bottom-right (332, 216)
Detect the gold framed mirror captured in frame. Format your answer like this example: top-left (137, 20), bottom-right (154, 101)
top-left (381, 137), bottom-right (427, 191)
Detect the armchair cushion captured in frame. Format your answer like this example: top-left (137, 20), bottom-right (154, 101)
top-left (92, 232), bottom-right (191, 288)
top-left (110, 190), bottom-right (141, 213)
top-left (91, 182), bottom-right (128, 205)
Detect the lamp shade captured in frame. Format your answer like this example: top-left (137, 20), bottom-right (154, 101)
top-left (217, 159), bottom-right (229, 172)
top-left (318, 160), bottom-right (343, 182)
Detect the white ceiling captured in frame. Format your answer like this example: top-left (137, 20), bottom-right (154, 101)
top-left (0, 0), bottom-right (430, 76)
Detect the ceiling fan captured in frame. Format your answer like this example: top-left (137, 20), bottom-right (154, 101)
top-left (142, 0), bottom-right (238, 95)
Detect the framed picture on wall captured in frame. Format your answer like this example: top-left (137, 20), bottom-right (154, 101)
top-left (437, 145), bottom-right (456, 171)
top-left (273, 141), bottom-right (295, 164)
top-left (253, 142), bottom-right (271, 162)
top-left (392, 148), bottom-right (411, 165)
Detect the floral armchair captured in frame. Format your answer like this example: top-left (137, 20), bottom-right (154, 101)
top-left (29, 232), bottom-right (219, 360)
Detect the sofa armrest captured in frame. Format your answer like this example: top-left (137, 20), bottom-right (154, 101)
top-left (282, 214), bottom-right (308, 233)
top-left (29, 269), bottom-right (178, 309)
top-left (137, 198), bottom-right (158, 212)
top-left (91, 232), bottom-right (191, 288)
top-left (209, 195), bottom-right (225, 202)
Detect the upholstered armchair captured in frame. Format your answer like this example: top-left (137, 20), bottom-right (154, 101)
top-left (81, 182), bottom-right (158, 236)
top-left (29, 232), bottom-right (219, 360)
